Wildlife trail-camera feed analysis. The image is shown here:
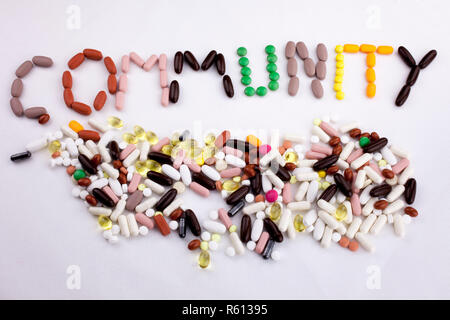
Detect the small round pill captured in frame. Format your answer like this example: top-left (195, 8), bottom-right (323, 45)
top-left (169, 220), bottom-right (179, 230)
top-left (201, 231), bottom-right (211, 241)
top-left (209, 210), bottom-right (219, 220)
top-left (271, 250), bottom-right (281, 261)
top-left (139, 226), bottom-right (149, 236)
top-left (71, 187), bottom-right (81, 197)
top-left (246, 241), bottom-right (256, 251)
top-left (108, 236), bottom-right (119, 244)
top-left (245, 193), bottom-right (255, 203)
top-left (256, 211), bottom-right (265, 220)
top-left (209, 241), bottom-right (218, 251)
top-left (111, 224), bottom-right (120, 235)
top-left (225, 246), bottom-right (236, 257)
top-left (332, 232), bottom-right (342, 242)
top-left (143, 188), bottom-right (152, 197)
top-left (145, 208), bottom-right (155, 217)
top-left (102, 230), bottom-right (113, 240)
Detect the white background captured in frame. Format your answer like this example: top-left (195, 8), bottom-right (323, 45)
top-left (0, 0), bottom-right (449, 299)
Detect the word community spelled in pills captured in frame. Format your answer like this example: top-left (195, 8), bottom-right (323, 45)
top-left (11, 114), bottom-right (420, 270)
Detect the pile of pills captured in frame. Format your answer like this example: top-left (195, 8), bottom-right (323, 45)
top-left (11, 114), bottom-right (419, 269)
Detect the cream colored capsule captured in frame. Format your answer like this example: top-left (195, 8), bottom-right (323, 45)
top-left (355, 232), bottom-right (375, 253)
top-left (370, 215), bottom-right (387, 235)
top-left (144, 179), bottom-right (165, 194)
top-left (359, 213), bottom-right (377, 234)
top-left (364, 166), bottom-right (383, 184)
top-left (351, 153), bottom-right (373, 169)
top-left (163, 198), bottom-right (183, 216)
top-left (311, 125), bottom-right (330, 143)
top-left (393, 213), bottom-right (405, 238)
top-left (88, 207), bottom-right (112, 216)
top-left (318, 210), bottom-right (339, 230)
top-left (243, 202), bottom-right (266, 215)
top-left (123, 149), bottom-right (140, 167)
top-left (230, 232), bottom-right (245, 255)
top-left (118, 215), bottom-right (130, 238)
top-left (127, 213), bottom-right (139, 236)
top-left (101, 163), bottom-right (119, 179)
top-left (317, 199), bottom-right (336, 215)
top-left (321, 226), bottom-right (333, 248)
top-left (387, 185), bottom-right (405, 202)
top-left (110, 199), bottom-right (126, 222)
top-left (339, 142), bottom-right (354, 160)
top-left (383, 200), bottom-right (405, 215)
top-left (135, 197), bottom-right (157, 213)
top-left (346, 217), bottom-right (362, 239)
top-left (287, 201), bottom-right (311, 211)
top-left (278, 209), bottom-right (292, 232)
top-left (295, 181), bottom-right (309, 201)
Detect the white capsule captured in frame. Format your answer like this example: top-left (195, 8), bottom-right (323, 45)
top-left (88, 207), bottom-right (112, 216)
top-left (294, 171), bottom-right (319, 181)
top-left (229, 232), bottom-right (245, 255)
top-left (351, 153), bottom-right (373, 170)
top-left (355, 232), bottom-right (375, 253)
top-left (278, 208), bottom-right (292, 232)
top-left (122, 149), bottom-right (140, 167)
top-left (98, 131), bottom-right (115, 147)
top-left (243, 202), bottom-right (266, 215)
top-left (312, 125), bottom-right (330, 143)
top-left (201, 165), bottom-right (221, 181)
top-left (386, 185), bottom-right (405, 203)
top-left (122, 184), bottom-right (128, 194)
top-left (265, 170), bottom-right (284, 189)
top-left (370, 214), bottom-right (387, 235)
top-left (110, 199), bottom-right (126, 222)
top-left (135, 197), bottom-right (157, 213)
top-left (60, 125), bottom-right (78, 140)
top-left (138, 141), bottom-right (150, 162)
top-left (87, 177), bottom-right (108, 192)
top-left (336, 158), bottom-right (349, 170)
top-left (287, 218), bottom-right (297, 239)
top-left (362, 197), bottom-right (377, 216)
top-left (118, 215), bottom-right (130, 238)
top-left (343, 200), bottom-right (353, 224)
top-left (313, 218), bottom-right (325, 241)
top-left (359, 213), bottom-right (377, 234)
top-left (354, 169), bottom-right (366, 190)
top-left (318, 210), bottom-right (339, 230)
top-left (107, 179), bottom-right (122, 197)
top-left (384, 199), bottom-right (405, 215)
top-left (202, 220), bottom-right (226, 234)
top-left (77, 145), bottom-right (93, 160)
top-left (297, 159), bottom-right (317, 168)
top-left (381, 146), bottom-right (397, 166)
top-left (85, 140), bottom-right (99, 156)
top-left (287, 201), bottom-right (311, 212)
top-left (306, 180), bottom-right (319, 202)
top-left (398, 166), bottom-right (414, 185)
top-left (161, 164), bottom-right (180, 181)
top-left (24, 138), bottom-right (47, 153)
top-left (259, 150), bottom-right (278, 168)
top-left (101, 163), bottom-right (119, 179)
top-left (144, 179), bottom-right (165, 194)
top-left (336, 192), bottom-right (347, 204)
top-left (364, 166), bottom-right (383, 184)
top-left (88, 118), bottom-right (108, 133)
top-left (275, 152), bottom-right (286, 167)
top-left (340, 142), bottom-right (354, 161)
top-left (126, 214), bottom-right (139, 237)
top-left (346, 217), bottom-right (362, 239)
top-left (321, 226), bottom-right (333, 248)
top-left (390, 145), bottom-right (410, 159)
top-left (283, 134), bottom-right (305, 144)
top-left (225, 154), bottom-right (245, 168)
top-left (251, 219), bottom-right (264, 242)
top-left (294, 181), bottom-right (308, 201)
top-left (303, 209), bottom-right (318, 226)
top-left (339, 121), bottom-right (359, 133)
top-left (98, 145), bottom-right (111, 163)
top-left (360, 185), bottom-right (374, 205)
top-left (261, 174), bottom-right (272, 193)
top-left (317, 199), bottom-right (336, 215)
top-left (163, 198), bottom-right (183, 216)
top-left (179, 164), bottom-right (192, 186)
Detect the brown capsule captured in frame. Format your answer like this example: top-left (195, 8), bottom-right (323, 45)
top-left (184, 51), bottom-right (200, 71)
top-left (276, 165), bottom-right (291, 182)
top-left (93, 91), bottom-right (107, 111)
top-left (78, 130), bottom-right (100, 142)
top-left (85, 195), bottom-right (97, 206)
top-left (370, 132), bottom-right (380, 141)
top-left (169, 208), bottom-right (183, 220)
top-left (104, 56), bottom-right (117, 74)
top-left (312, 154), bottom-right (338, 171)
top-left (404, 178), bottom-right (416, 205)
top-left (284, 162), bottom-right (297, 171)
top-left (240, 214), bottom-right (252, 243)
top-left (174, 51), bottom-right (183, 74)
top-left (329, 136), bottom-right (341, 147)
top-left (406, 65), bottom-right (420, 86)
top-left (363, 137), bottom-right (388, 153)
top-left (370, 184), bottom-right (392, 197)
top-left (215, 53), bottom-right (226, 75)
top-left (119, 167), bottom-right (128, 175)
top-left (185, 209), bottom-right (201, 236)
top-left (223, 75), bottom-right (234, 98)
top-left (360, 132), bottom-right (370, 139)
top-left (374, 200), bottom-right (389, 210)
top-left (107, 74), bottom-right (117, 94)
top-left (108, 141), bottom-right (120, 160)
top-left (188, 239), bottom-right (201, 250)
top-left (112, 160), bottom-right (123, 169)
top-left (332, 144), bottom-right (342, 155)
top-left (204, 157), bottom-right (216, 166)
top-left (326, 165), bottom-right (339, 175)
top-left (226, 185), bottom-right (251, 205)
top-left (318, 184), bottom-right (337, 202)
top-left (154, 213), bottom-right (170, 236)
top-left (334, 173), bottom-right (353, 197)
top-left (382, 169), bottom-right (395, 179)
top-left (395, 84), bottom-right (411, 107)
top-left (200, 50), bottom-right (217, 71)
top-left (63, 89), bottom-right (74, 108)
top-left (78, 154), bottom-right (97, 174)
top-left (118, 173), bottom-right (127, 184)
top-left (404, 206), bottom-right (418, 217)
top-left (62, 71), bottom-right (72, 89)
top-left (77, 177), bottom-right (91, 187)
top-left (38, 113), bottom-right (50, 125)
top-left (418, 49), bottom-right (437, 69)
top-left (255, 194), bottom-right (265, 202)
top-left (344, 168), bottom-right (353, 182)
top-left (215, 181), bottom-right (223, 191)
top-left (192, 172), bottom-right (216, 190)
top-left (154, 188), bottom-right (177, 212)
top-left (169, 80), bottom-right (179, 103)
top-left (243, 164), bottom-right (257, 178)
top-left (398, 46), bottom-right (416, 68)
top-left (92, 188), bottom-right (115, 207)
top-left (91, 154), bottom-right (102, 167)
top-left (66, 165), bottom-right (76, 175)
top-left (71, 101), bottom-right (92, 116)
top-left (349, 128), bottom-right (361, 138)
top-left (68, 52), bottom-right (85, 70)
top-left (148, 151), bottom-right (173, 165)
top-left (83, 49), bottom-right (103, 60)
top-left (147, 171), bottom-right (173, 186)
top-left (263, 218), bottom-right (283, 242)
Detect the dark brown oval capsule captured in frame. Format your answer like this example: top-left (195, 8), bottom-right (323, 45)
top-left (418, 49), bottom-right (437, 69)
top-left (147, 171), bottom-right (173, 186)
top-left (215, 53), bottom-right (226, 75)
top-left (363, 137), bottom-right (388, 153)
top-left (148, 151), bottom-right (173, 165)
top-left (228, 200), bottom-right (245, 217)
top-left (275, 165), bottom-right (291, 182)
top-left (404, 178), bottom-right (416, 205)
top-left (92, 188), bottom-right (115, 207)
top-left (169, 80), bottom-right (179, 103)
top-left (201, 50), bottom-right (217, 71)
top-left (406, 66), bottom-right (420, 86)
top-left (107, 140), bottom-right (120, 160)
top-left (395, 84), bottom-right (411, 107)
top-left (226, 185), bottom-right (251, 205)
top-left (10, 151), bottom-right (31, 162)
top-left (192, 172), bottom-right (216, 190)
top-left (185, 209), bottom-right (201, 236)
top-left (313, 154), bottom-right (338, 171)
top-left (225, 139), bottom-right (255, 152)
top-left (398, 46), bottom-right (416, 68)
top-left (262, 239), bottom-right (275, 259)
top-left (370, 184), bottom-right (392, 198)
top-left (240, 214), bottom-right (252, 243)
top-left (184, 51), bottom-right (200, 71)
top-left (78, 154), bottom-right (98, 174)
top-left (250, 170), bottom-right (262, 195)
top-left (334, 173), bottom-right (352, 197)
top-left (318, 184), bottom-right (337, 202)
top-left (263, 218), bottom-right (283, 242)
top-left (178, 211), bottom-right (187, 238)
top-left (222, 75), bottom-right (234, 98)
top-left (154, 188), bottom-right (177, 211)
top-left (174, 51), bottom-right (183, 74)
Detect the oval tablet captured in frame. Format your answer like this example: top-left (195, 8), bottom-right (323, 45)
top-left (288, 76), bottom-right (299, 96)
top-left (11, 78), bottom-right (23, 97)
top-left (83, 49), bottom-right (103, 60)
top-left (285, 41), bottom-right (295, 58)
top-left (68, 53), bottom-right (85, 70)
top-left (10, 97), bottom-right (23, 117)
top-left (24, 106), bottom-right (47, 118)
top-left (304, 58), bottom-right (315, 77)
top-left (62, 71), bottom-right (72, 89)
top-left (315, 61), bottom-right (326, 80)
top-left (296, 41), bottom-right (308, 59)
top-left (215, 53), bottom-right (226, 75)
top-left (71, 102), bottom-right (92, 115)
top-left (316, 43), bottom-right (328, 61)
top-left (93, 91), bottom-right (107, 111)
top-left (16, 60), bottom-right (33, 78)
top-left (287, 58), bottom-right (297, 77)
top-left (32, 56), bottom-right (53, 67)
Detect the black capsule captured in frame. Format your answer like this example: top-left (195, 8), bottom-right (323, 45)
top-left (418, 49), bottom-right (437, 69)
top-left (228, 200), bottom-right (245, 217)
top-left (226, 185), bottom-right (250, 205)
top-left (404, 178), bottom-right (416, 205)
top-left (225, 139), bottom-right (255, 153)
top-left (406, 66), bottom-right (420, 86)
top-left (262, 239), bottom-right (275, 259)
top-left (185, 209), bottom-right (201, 236)
top-left (398, 46), bottom-right (416, 68)
top-left (313, 154), bottom-right (338, 171)
top-left (78, 154), bottom-right (97, 174)
top-left (174, 51), bottom-right (183, 74)
top-left (178, 212), bottom-right (187, 238)
top-left (107, 140), bottom-right (120, 160)
top-left (201, 50), bottom-right (217, 71)
top-left (146, 171), bottom-right (173, 186)
top-left (184, 51), bottom-right (200, 71)
top-left (215, 53), bottom-right (226, 75)
top-left (370, 184), bottom-right (392, 198)
top-left (240, 214), bottom-right (252, 243)
top-left (192, 172), bottom-right (216, 190)
top-left (395, 84), bottom-right (411, 107)
top-left (334, 173), bottom-right (352, 197)
top-left (318, 184), bottom-right (337, 202)
top-left (250, 170), bottom-right (262, 195)
top-left (223, 75), bottom-right (234, 98)
top-left (154, 188), bottom-right (177, 212)
top-left (10, 151), bottom-right (31, 162)
top-left (275, 165), bottom-right (291, 182)
top-left (363, 137), bottom-right (388, 153)
top-left (169, 80), bottom-right (179, 103)
top-left (92, 188), bottom-right (115, 207)
top-left (148, 151), bottom-right (173, 165)
top-left (263, 218), bottom-right (283, 242)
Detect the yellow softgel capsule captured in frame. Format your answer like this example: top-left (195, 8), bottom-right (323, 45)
top-left (318, 170), bottom-right (326, 178)
top-left (69, 120), bottom-right (84, 133)
top-left (284, 151), bottom-right (298, 163)
top-left (222, 180), bottom-right (240, 192)
top-left (290, 175), bottom-right (297, 184)
top-left (48, 140), bottom-right (61, 153)
top-left (107, 116), bottom-right (123, 129)
top-left (232, 176), bottom-right (241, 183)
top-left (203, 146), bottom-right (217, 159)
top-left (334, 75), bottom-right (343, 83)
top-left (146, 159), bottom-right (162, 173)
top-left (195, 154), bottom-right (204, 166)
top-left (145, 131), bottom-right (158, 145)
top-left (333, 83), bottom-right (343, 92)
top-left (229, 225), bottom-right (237, 233)
top-left (270, 202), bottom-right (282, 221)
top-left (204, 133), bottom-right (216, 146)
top-left (335, 53), bottom-right (344, 61)
top-left (198, 250), bottom-right (210, 269)
top-left (138, 183), bottom-right (146, 191)
top-left (378, 159), bottom-right (387, 167)
top-left (98, 215), bottom-right (112, 230)
top-left (294, 214), bottom-right (306, 232)
top-left (336, 91), bottom-right (345, 100)
top-left (211, 234), bottom-right (221, 242)
top-left (335, 204), bottom-right (348, 221)
top-left (135, 161), bottom-right (150, 176)
top-left (134, 125), bottom-right (146, 139)
top-left (321, 181), bottom-right (331, 190)
top-left (336, 61), bottom-right (344, 69)
top-left (161, 144), bottom-right (173, 156)
top-left (335, 45), bottom-right (344, 53)
top-left (200, 241), bottom-right (209, 251)
top-left (313, 118), bottom-right (322, 126)
top-left (122, 132), bottom-right (138, 144)
top-left (170, 132), bottom-right (180, 146)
